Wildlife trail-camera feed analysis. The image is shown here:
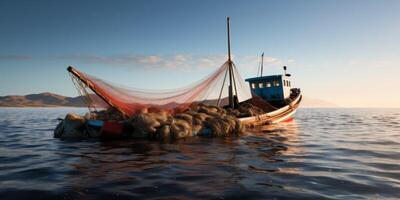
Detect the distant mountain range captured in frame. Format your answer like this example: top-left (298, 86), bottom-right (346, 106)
top-left (0, 92), bottom-right (87, 107)
top-left (0, 92), bottom-right (338, 108)
top-left (300, 97), bottom-right (338, 108)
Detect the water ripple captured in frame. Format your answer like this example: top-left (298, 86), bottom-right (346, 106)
top-left (0, 108), bottom-right (400, 199)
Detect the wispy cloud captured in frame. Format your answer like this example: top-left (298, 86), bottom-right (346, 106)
top-left (238, 55), bottom-right (290, 71)
top-left (0, 53), bottom-right (288, 71)
top-left (0, 55), bottom-right (32, 60)
top-left (349, 58), bottom-right (399, 69)
top-left (53, 53), bottom-right (228, 70)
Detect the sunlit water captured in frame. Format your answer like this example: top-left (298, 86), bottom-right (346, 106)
top-left (0, 108), bottom-right (399, 199)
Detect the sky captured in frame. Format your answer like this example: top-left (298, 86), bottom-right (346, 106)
top-left (0, 0), bottom-right (399, 107)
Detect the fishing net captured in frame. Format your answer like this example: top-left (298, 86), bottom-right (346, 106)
top-left (69, 61), bottom-right (259, 117)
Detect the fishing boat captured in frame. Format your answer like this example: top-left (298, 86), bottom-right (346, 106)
top-left (240, 53), bottom-right (302, 125)
top-left (55, 18), bottom-right (301, 139)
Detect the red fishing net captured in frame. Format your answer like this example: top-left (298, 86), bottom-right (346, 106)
top-left (69, 61), bottom-right (254, 117)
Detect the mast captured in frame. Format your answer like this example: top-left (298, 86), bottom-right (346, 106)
top-left (260, 52), bottom-right (264, 77)
top-left (227, 17), bottom-right (236, 109)
top-left (227, 17), bottom-right (232, 63)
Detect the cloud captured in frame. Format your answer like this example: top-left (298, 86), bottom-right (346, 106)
top-left (349, 58), bottom-right (398, 69)
top-left (0, 55), bottom-right (32, 60)
top-left (238, 55), bottom-right (286, 70)
top-left (0, 53), bottom-right (286, 71)
top-left (346, 58), bottom-right (400, 71)
top-left (287, 59), bottom-right (295, 63)
top-left (53, 53), bottom-right (228, 70)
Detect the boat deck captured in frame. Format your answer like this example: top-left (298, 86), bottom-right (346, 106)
top-left (239, 92), bottom-right (302, 126)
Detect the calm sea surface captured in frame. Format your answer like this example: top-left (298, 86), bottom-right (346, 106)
top-left (0, 108), bottom-right (399, 200)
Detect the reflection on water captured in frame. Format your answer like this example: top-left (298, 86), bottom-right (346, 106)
top-left (0, 108), bottom-right (400, 199)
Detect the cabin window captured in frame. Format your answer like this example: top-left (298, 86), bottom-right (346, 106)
top-left (288, 81), bottom-right (291, 87)
top-left (251, 83), bottom-right (256, 89)
top-left (266, 82), bottom-right (271, 87)
top-left (273, 80), bottom-right (280, 87)
top-left (284, 80), bottom-right (287, 86)
top-left (258, 82), bottom-right (264, 88)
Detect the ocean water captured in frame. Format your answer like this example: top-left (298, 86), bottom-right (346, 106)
top-left (0, 108), bottom-right (399, 200)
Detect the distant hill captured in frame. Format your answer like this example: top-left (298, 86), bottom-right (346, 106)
top-left (0, 92), bottom-right (338, 108)
top-left (0, 92), bottom-right (87, 107)
top-left (301, 96), bottom-right (338, 108)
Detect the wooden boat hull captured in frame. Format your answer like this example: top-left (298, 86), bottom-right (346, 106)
top-left (239, 93), bottom-right (302, 126)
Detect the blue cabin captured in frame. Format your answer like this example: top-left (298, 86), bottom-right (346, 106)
top-left (245, 74), bottom-right (292, 102)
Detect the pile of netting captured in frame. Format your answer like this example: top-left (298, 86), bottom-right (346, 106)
top-left (55, 61), bottom-right (277, 139)
top-left (97, 102), bottom-right (265, 139)
top-left (54, 102), bottom-right (267, 139)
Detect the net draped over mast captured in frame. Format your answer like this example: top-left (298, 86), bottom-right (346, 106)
top-left (69, 61), bottom-right (253, 117)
